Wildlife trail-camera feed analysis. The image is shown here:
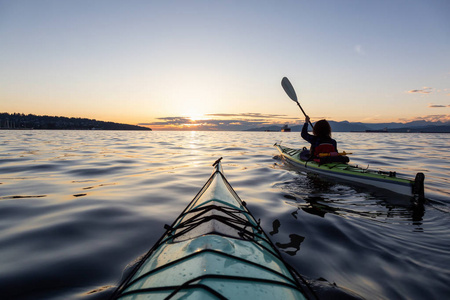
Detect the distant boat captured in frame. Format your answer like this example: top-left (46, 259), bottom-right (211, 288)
top-left (281, 125), bottom-right (291, 132)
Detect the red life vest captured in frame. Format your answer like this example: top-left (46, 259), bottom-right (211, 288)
top-left (313, 143), bottom-right (337, 156)
top-left (312, 143), bottom-right (349, 164)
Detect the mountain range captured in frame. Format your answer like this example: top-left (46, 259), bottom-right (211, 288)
top-left (246, 120), bottom-right (450, 133)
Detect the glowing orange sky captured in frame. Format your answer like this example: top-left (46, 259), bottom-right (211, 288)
top-left (1, 1), bottom-right (448, 130)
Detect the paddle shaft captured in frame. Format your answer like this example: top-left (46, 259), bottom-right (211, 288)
top-left (296, 101), bottom-right (313, 128)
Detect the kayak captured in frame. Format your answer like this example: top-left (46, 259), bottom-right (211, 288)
top-left (275, 143), bottom-right (425, 202)
top-left (112, 158), bottom-right (313, 299)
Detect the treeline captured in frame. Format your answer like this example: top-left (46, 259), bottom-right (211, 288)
top-left (0, 113), bottom-right (151, 131)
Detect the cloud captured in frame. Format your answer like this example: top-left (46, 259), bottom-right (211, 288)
top-left (141, 113), bottom-right (450, 130)
top-left (407, 87), bottom-right (433, 94)
top-left (139, 117), bottom-right (193, 126)
top-left (138, 113), bottom-right (297, 130)
top-left (206, 113), bottom-right (293, 119)
top-left (428, 104), bottom-right (449, 108)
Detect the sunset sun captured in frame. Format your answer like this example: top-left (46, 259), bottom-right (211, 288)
top-left (185, 110), bottom-right (206, 122)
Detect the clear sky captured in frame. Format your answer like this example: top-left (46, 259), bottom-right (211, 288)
top-left (1, 0), bottom-right (449, 130)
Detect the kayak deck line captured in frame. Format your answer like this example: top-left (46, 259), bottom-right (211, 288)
top-left (118, 250), bottom-right (304, 295)
top-left (118, 273), bottom-right (306, 300)
top-left (164, 204), bottom-right (268, 246)
top-left (279, 146), bottom-right (408, 180)
top-left (275, 143), bottom-right (425, 202)
top-left (113, 158), bottom-right (315, 300)
top-left (118, 248), bottom-right (303, 296)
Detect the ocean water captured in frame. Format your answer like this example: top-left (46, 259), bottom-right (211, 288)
top-left (0, 130), bottom-right (448, 300)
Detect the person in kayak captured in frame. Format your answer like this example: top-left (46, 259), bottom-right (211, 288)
top-left (300, 116), bottom-right (349, 164)
top-left (301, 115), bottom-right (337, 154)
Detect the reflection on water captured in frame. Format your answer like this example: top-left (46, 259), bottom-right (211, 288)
top-left (0, 130), bottom-right (448, 300)
top-left (276, 173), bottom-right (426, 225)
top-left (269, 219), bottom-right (281, 235)
top-left (275, 233), bottom-right (305, 256)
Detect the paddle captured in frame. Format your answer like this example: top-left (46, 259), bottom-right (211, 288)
top-left (281, 77), bottom-right (314, 128)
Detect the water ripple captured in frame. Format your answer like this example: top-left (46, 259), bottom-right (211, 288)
top-left (0, 130), bottom-right (448, 300)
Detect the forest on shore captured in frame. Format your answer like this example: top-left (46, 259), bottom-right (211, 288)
top-left (0, 113), bottom-right (151, 131)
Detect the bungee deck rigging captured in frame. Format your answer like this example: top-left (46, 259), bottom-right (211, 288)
top-left (280, 146), bottom-right (392, 174)
top-left (275, 143), bottom-right (425, 202)
top-left (112, 158), bottom-right (315, 299)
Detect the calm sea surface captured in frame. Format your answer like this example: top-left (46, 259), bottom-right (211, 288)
top-left (0, 130), bottom-right (449, 300)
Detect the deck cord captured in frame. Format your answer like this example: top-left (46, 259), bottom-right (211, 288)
top-left (112, 169), bottom-right (318, 300)
top-left (114, 203), bottom-right (318, 300)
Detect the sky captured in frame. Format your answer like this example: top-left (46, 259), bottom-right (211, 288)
top-left (0, 0), bottom-right (449, 130)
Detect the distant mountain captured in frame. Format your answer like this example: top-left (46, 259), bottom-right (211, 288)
top-left (329, 121), bottom-right (370, 132)
top-left (0, 113), bottom-right (151, 131)
top-left (245, 120), bottom-right (450, 133)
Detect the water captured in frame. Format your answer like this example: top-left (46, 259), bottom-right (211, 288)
top-left (0, 130), bottom-right (448, 300)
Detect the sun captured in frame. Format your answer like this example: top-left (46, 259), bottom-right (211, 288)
top-left (189, 115), bottom-right (202, 122)
top-left (185, 110), bottom-right (205, 122)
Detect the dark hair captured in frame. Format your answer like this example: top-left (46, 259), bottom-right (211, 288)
top-left (313, 119), bottom-right (332, 138)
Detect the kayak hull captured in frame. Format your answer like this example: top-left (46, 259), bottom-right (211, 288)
top-left (113, 158), bottom-right (309, 299)
top-left (275, 143), bottom-right (424, 200)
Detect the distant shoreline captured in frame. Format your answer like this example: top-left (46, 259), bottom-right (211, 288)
top-left (0, 128), bottom-right (151, 131)
top-left (0, 113), bottom-right (151, 131)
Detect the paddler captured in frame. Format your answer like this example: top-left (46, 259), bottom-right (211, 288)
top-left (300, 115), bottom-right (338, 160)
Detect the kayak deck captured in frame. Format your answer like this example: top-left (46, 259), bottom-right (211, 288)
top-left (275, 143), bottom-right (425, 201)
top-left (113, 158), bottom-right (310, 299)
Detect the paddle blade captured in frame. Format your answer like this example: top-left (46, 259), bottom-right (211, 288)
top-left (281, 77), bottom-right (298, 102)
